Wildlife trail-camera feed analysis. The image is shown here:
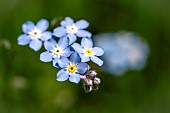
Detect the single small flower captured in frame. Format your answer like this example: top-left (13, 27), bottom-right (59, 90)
top-left (72, 37), bottom-right (104, 66)
top-left (56, 52), bottom-right (88, 84)
top-left (53, 17), bottom-right (92, 44)
top-left (17, 19), bottom-right (52, 51)
top-left (40, 37), bottom-right (72, 67)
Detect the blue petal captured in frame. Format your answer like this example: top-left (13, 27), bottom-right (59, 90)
top-left (75, 20), bottom-right (89, 29)
top-left (41, 31), bottom-right (52, 41)
top-left (40, 51), bottom-right (52, 62)
top-left (79, 53), bottom-right (90, 62)
top-left (53, 27), bottom-right (67, 37)
top-left (70, 52), bottom-right (81, 64)
top-left (18, 34), bottom-right (30, 45)
top-left (92, 47), bottom-right (104, 56)
top-left (77, 62), bottom-right (88, 74)
top-left (76, 30), bottom-right (92, 38)
top-left (71, 43), bottom-right (83, 53)
top-left (58, 57), bottom-right (70, 68)
top-left (22, 21), bottom-right (35, 34)
top-left (58, 37), bottom-right (69, 48)
top-left (29, 39), bottom-right (42, 51)
top-left (68, 34), bottom-right (77, 45)
top-left (81, 37), bottom-right (93, 48)
top-left (63, 47), bottom-right (73, 57)
top-left (56, 69), bottom-right (69, 81)
top-left (91, 56), bottom-right (104, 66)
top-left (61, 17), bottom-right (74, 27)
top-left (69, 73), bottom-right (80, 84)
top-left (44, 39), bottom-right (57, 51)
top-left (36, 19), bottom-right (49, 31)
top-left (53, 58), bottom-right (60, 68)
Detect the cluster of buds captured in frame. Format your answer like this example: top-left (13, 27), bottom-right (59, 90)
top-left (80, 67), bottom-right (101, 93)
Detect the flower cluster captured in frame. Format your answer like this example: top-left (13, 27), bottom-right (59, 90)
top-left (94, 31), bottom-right (149, 75)
top-left (17, 17), bottom-right (104, 92)
top-left (80, 67), bottom-right (101, 93)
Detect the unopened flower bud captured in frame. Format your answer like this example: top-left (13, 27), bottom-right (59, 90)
top-left (94, 77), bottom-right (101, 85)
top-left (89, 70), bottom-right (97, 78)
top-left (83, 84), bottom-right (93, 93)
top-left (84, 79), bottom-right (93, 86)
top-left (80, 75), bottom-right (86, 80)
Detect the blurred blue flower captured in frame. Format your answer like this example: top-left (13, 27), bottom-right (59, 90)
top-left (18, 19), bottom-right (52, 51)
top-left (93, 31), bottom-right (149, 75)
top-left (40, 37), bottom-right (72, 68)
top-left (56, 52), bottom-right (88, 84)
top-left (53, 17), bottom-right (92, 44)
top-left (72, 37), bottom-right (104, 66)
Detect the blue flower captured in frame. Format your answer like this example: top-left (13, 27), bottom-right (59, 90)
top-left (17, 19), bottom-right (52, 51)
top-left (53, 17), bottom-right (92, 44)
top-left (40, 37), bottom-right (72, 67)
top-left (72, 37), bottom-right (104, 66)
top-left (93, 31), bottom-right (149, 75)
top-left (56, 52), bottom-right (88, 84)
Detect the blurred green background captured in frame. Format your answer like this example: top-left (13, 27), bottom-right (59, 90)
top-left (0, 0), bottom-right (170, 113)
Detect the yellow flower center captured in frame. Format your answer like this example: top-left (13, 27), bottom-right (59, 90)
top-left (68, 64), bottom-right (77, 73)
top-left (85, 49), bottom-right (93, 56)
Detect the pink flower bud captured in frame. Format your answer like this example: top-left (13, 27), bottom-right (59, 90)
top-left (89, 70), bottom-right (97, 77)
top-left (80, 75), bottom-right (86, 80)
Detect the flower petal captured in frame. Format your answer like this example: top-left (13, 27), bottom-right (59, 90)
top-left (68, 34), bottom-right (77, 45)
top-left (41, 31), bottom-right (52, 41)
top-left (70, 52), bottom-right (80, 64)
top-left (71, 43), bottom-right (83, 53)
top-left (36, 19), bottom-right (49, 31)
top-left (75, 20), bottom-right (89, 29)
top-left (58, 37), bottom-right (69, 48)
top-left (92, 47), bottom-right (104, 56)
top-left (18, 34), bottom-right (30, 45)
top-left (58, 57), bottom-right (70, 68)
top-left (53, 58), bottom-right (60, 68)
top-left (22, 21), bottom-right (35, 33)
top-left (69, 73), bottom-right (80, 84)
top-left (76, 30), bottom-right (92, 38)
top-left (81, 37), bottom-right (93, 48)
top-left (29, 39), bottom-right (42, 51)
top-left (56, 69), bottom-right (69, 81)
top-left (53, 27), bottom-right (67, 37)
top-left (79, 53), bottom-right (90, 62)
top-left (63, 47), bottom-right (73, 57)
top-left (40, 51), bottom-right (52, 62)
top-left (61, 17), bottom-right (74, 27)
top-left (91, 56), bottom-right (104, 66)
top-left (77, 62), bottom-right (88, 74)
top-left (44, 39), bottom-right (57, 51)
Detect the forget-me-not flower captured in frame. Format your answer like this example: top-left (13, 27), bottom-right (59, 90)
top-left (93, 31), bottom-right (149, 75)
top-left (56, 52), bottom-right (88, 84)
top-left (53, 17), bottom-right (92, 44)
top-left (72, 37), bottom-right (104, 66)
top-left (18, 19), bottom-right (52, 51)
top-left (40, 37), bottom-right (72, 67)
